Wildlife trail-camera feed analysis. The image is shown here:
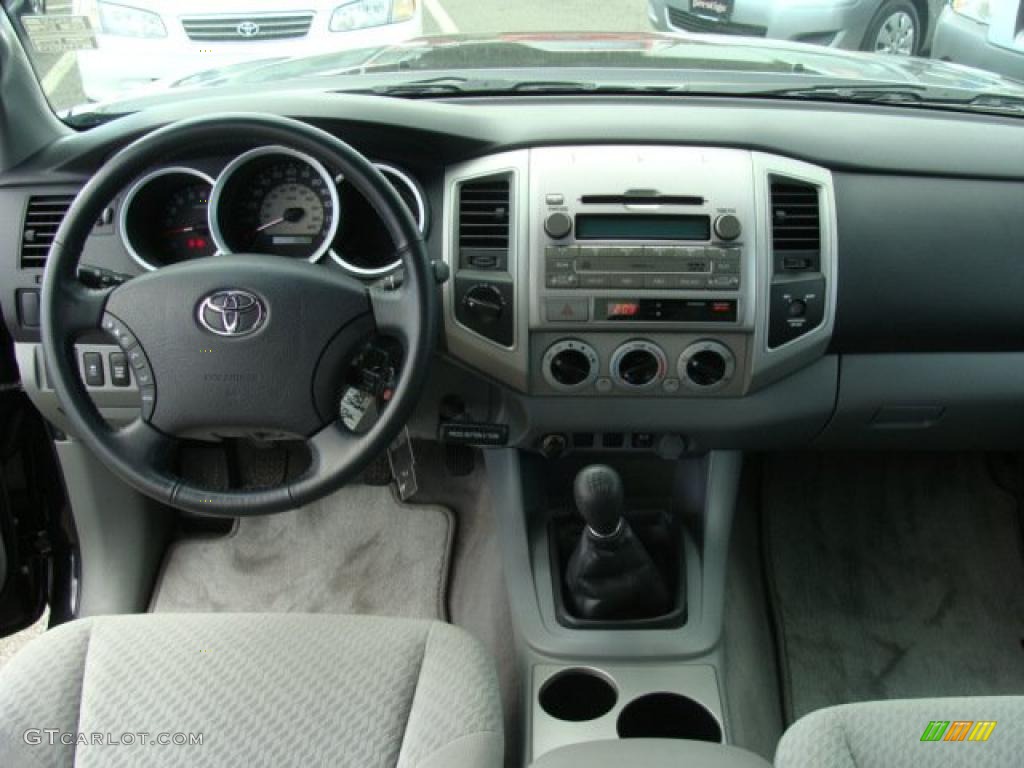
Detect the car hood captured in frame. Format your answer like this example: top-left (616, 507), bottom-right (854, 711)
top-left (75, 31), bottom-right (1024, 116)
top-left (86, 0), bottom-right (339, 11)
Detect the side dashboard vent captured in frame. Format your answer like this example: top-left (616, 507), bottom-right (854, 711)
top-left (21, 195), bottom-right (74, 269)
top-left (770, 180), bottom-right (820, 255)
top-left (458, 176), bottom-right (510, 270)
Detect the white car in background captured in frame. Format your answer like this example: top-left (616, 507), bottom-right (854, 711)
top-left (73, 0), bottom-right (421, 102)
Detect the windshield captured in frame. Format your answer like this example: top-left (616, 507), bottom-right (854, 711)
top-left (4, 0), bottom-right (1024, 122)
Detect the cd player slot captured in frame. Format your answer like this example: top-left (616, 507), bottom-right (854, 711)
top-left (579, 194), bottom-right (705, 206)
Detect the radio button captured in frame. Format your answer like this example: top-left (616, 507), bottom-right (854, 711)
top-left (610, 274), bottom-right (643, 288)
top-left (545, 193), bottom-right (565, 206)
top-left (546, 274), bottom-right (580, 289)
top-left (545, 245), bottom-right (577, 260)
top-left (714, 261), bottom-right (740, 275)
top-left (645, 275), bottom-right (673, 290)
top-left (708, 276), bottom-right (741, 289)
top-left (675, 276), bottom-right (708, 290)
top-left (547, 258), bottom-right (575, 273)
top-left (580, 274), bottom-right (611, 288)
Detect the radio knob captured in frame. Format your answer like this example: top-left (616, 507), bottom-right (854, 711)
top-left (714, 214), bottom-right (742, 241)
top-left (461, 284), bottom-right (505, 324)
top-left (544, 212), bottom-right (573, 240)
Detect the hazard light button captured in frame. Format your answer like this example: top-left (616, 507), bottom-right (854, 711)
top-left (545, 299), bottom-right (589, 322)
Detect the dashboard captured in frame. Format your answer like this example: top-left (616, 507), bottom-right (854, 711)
top-left (3, 93), bottom-right (1024, 455)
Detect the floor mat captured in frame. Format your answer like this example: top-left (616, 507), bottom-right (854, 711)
top-left (152, 484), bottom-right (453, 620)
top-left (764, 453), bottom-right (1024, 721)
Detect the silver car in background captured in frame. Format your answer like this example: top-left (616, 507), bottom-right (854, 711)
top-left (932, 0), bottom-right (1024, 82)
top-left (649, 0), bottom-right (945, 55)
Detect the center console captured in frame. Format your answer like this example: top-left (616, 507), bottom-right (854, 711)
top-left (442, 145), bottom-right (837, 417)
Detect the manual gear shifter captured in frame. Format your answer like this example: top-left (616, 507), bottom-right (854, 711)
top-left (574, 464), bottom-right (626, 537)
top-left (565, 465), bottom-right (671, 621)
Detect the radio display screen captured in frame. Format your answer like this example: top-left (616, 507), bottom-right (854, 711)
top-left (575, 214), bottom-right (710, 241)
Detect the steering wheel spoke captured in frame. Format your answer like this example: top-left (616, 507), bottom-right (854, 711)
top-left (62, 281), bottom-right (115, 334)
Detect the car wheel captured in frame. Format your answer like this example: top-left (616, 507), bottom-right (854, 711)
top-left (862, 0), bottom-right (920, 56)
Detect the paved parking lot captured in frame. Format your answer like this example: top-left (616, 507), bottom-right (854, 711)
top-left (22, 0), bottom-right (651, 112)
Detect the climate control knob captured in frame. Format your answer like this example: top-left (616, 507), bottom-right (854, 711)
top-left (713, 214), bottom-right (742, 241)
top-left (543, 339), bottom-right (599, 391)
top-left (544, 212), bottom-right (573, 239)
top-left (461, 284), bottom-right (505, 324)
top-left (678, 340), bottom-right (736, 391)
top-left (610, 340), bottom-right (667, 390)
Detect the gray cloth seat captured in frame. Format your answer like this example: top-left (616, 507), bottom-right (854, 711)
top-left (775, 696), bottom-right (1024, 767)
top-left (0, 613), bottom-right (503, 768)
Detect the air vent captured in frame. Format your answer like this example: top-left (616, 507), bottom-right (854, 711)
top-left (458, 177), bottom-right (510, 270)
top-left (770, 180), bottom-right (820, 254)
top-left (21, 195), bottom-right (74, 269)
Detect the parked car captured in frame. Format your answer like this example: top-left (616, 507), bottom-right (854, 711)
top-left (72, 0), bottom-right (422, 102)
top-left (932, 0), bottom-right (1024, 82)
top-left (649, 0), bottom-right (945, 55)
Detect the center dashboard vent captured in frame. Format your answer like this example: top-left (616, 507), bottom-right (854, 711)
top-left (21, 195), bottom-right (75, 269)
top-left (458, 176), bottom-right (510, 271)
top-left (770, 180), bottom-right (820, 255)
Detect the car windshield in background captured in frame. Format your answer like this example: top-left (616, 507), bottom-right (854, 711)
top-left (3, 0), bottom-right (1024, 123)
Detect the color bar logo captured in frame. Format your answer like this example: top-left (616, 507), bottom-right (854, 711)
top-left (920, 721), bottom-right (997, 742)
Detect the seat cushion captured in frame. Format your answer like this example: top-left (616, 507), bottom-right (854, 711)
top-left (0, 613), bottom-right (503, 768)
top-left (775, 696), bottom-right (1024, 768)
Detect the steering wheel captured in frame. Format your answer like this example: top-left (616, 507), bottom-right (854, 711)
top-left (40, 114), bottom-right (438, 516)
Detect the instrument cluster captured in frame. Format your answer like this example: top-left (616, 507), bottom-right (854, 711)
top-left (118, 146), bottom-right (427, 277)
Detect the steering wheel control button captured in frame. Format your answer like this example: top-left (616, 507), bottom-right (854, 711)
top-left (109, 352), bottom-right (131, 387)
top-left (127, 347), bottom-right (148, 370)
top-left (542, 339), bottom-right (599, 391)
top-left (139, 387), bottom-right (156, 421)
top-left (101, 314), bottom-right (138, 350)
top-left (678, 340), bottom-right (736, 392)
top-left (82, 352), bottom-right (104, 387)
top-left (610, 340), bottom-right (668, 390)
top-left (134, 365), bottom-right (154, 388)
top-left (713, 214), bottom-right (742, 241)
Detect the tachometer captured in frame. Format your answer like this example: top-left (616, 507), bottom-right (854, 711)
top-left (210, 147), bottom-right (339, 262)
top-left (120, 167), bottom-right (216, 269)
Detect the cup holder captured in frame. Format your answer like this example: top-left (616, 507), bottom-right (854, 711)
top-left (616, 692), bottom-right (722, 743)
top-left (539, 668), bottom-right (618, 722)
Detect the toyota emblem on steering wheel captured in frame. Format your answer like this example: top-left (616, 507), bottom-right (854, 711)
top-left (197, 290), bottom-right (266, 337)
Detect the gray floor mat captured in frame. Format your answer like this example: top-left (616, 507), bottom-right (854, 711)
top-left (765, 453), bottom-right (1024, 721)
top-left (152, 484), bottom-right (453, 620)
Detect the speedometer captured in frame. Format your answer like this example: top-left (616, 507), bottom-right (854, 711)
top-left (210, 147), bottom-right (339, 262)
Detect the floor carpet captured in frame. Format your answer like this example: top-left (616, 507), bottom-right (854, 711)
top-left (152, 484), bottom-right (453, 620)
top-left (764, 453), bottom-right (1024, 721)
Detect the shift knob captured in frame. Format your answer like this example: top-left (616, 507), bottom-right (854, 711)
top-left (574, 465), bottom-right (624, 537)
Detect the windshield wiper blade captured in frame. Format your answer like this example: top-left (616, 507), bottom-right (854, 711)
top-left (358, 76), bottom-right (690, 98)
top-left (763, 83), bottom-right (1024, 114)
